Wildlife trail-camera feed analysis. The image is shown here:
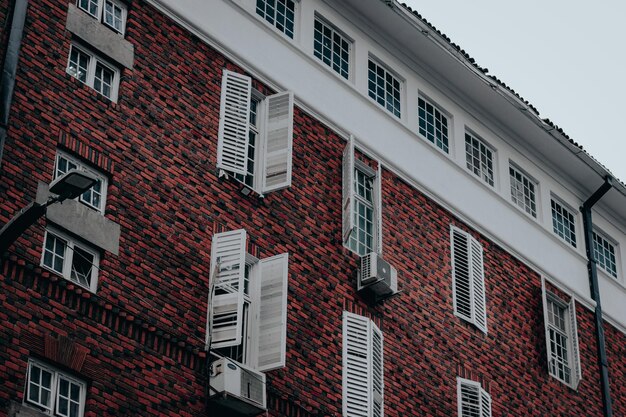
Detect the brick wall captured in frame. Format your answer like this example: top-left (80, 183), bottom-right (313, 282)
top-left (0, 1), bottom-right (624, 416)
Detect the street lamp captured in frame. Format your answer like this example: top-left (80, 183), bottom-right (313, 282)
top-left (0, 169), bottom-right (97, 253)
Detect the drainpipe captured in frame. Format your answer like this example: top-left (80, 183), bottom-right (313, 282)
top-left (581, 176), bottom-right (613, 417)
top-left (0, 0), bottom-right (29, 169)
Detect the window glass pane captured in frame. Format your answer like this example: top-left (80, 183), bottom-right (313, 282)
top-left (256, 0), bottom-right (295, 38)
top-left (418, 98), bottom-right (448, 153)
top-left (464, 133), bottom-right (493, 186)
top-left (94, 62), bottom-right (114, 98)
top-left (313, 18), bottom-right (350, 79)
top-left (68, 47), bottom-right (90, 83)
top-left (71, 246), bottom-right (95, 288)
top-left (104, 0), bottom-right (124, 32)
top-left (509, 166), bottom-right (537, 217)
top-left (43, 233), bottom-right (66, 274)
top-left (78, 0), bottom-right (99, 17)
top-left (593, 231), bottom-right (618, 278)
top-left (551, 200), bottom-right (577, 247)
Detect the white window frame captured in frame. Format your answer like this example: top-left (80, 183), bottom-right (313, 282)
top-left (592, 229), bottom-right (619, 280)
top-left (464, 130), bottom-right (494, 187)
top-left (24, 359), bottom-right (87, 417)
top-left (54, 150), bottom-right (108, 214)
top-left (457, 378), bottom-right (491, 417)
top-left (41, 228), bottom-right (100, 293)
top-left (367, 57), bottom-right (402, 118)
top-left (509, 163), bottom-right (538, 219)
top-left (450, 226), bottom-right (487, 333)
top-left (550, 197), bottom-right (577, 248)
top-left (76, 0), bottom-right (127, 35)
top-left (418, 95), bottom-right (450, 154)
top-left (255, 0), bottom-right (297, 40)
top-left (313, 14), bottom-right (352, 80)
top-left (66, 43), bottom-right (120, 102)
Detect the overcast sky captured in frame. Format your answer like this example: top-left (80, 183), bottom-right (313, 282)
top-left (402, 0), bottom-right (626, 183)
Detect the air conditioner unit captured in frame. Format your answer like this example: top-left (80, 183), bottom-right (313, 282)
top-left (357, 252), bottom-right (398, 303)
top-left (209, 357), bottom-right (267, 416)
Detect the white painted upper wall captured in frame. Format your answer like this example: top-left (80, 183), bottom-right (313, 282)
top-left (148, 0), bottom-right (626, 331)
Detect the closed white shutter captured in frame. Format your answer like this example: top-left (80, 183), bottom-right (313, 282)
top-left (470, 238), bottom-right (487, 333)
top-left (261, 91), bottom-right (294, 193)
top-left (207, 229), bottom-right (247, 348)
top-left (256, 253), bottom-right (289, 371)
top-left (458, 379), bottom-right (482, 417)
top-left (540, 278), bottom-right (552, 377)
top-left (343, 312), bottom-right (371, 417)
top-left (342, 137), bottom-right (355, 243)
top-left (568, 297), bottom-right (582, 389)
top-left (451, 227), bottom-right (472, 322)
top-left (480, 388), bottom-right (492, 417)
top-left (371, 322), bottom-right (384, 417)
top-left (217, 70), bottom-right (251, 176)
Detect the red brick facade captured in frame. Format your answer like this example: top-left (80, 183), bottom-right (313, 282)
top-left (0, 1), bottom-right (624, 416)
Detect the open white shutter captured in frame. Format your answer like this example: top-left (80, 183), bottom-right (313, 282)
top-left (342, 137), bottom-right (355, 243)
top-left (257, 253), bottom-right (289, 371)
top-left (375, 163), bottom-right (383, 254)
top-left (343, 312), bottom-right (371, 417)
top-left (217, 70), bottom-right (251, 176)
top-left (261, 91), bottom-right (294, 193)
top-left (540, 278), bottom-right (553, 377)
top-left (207, 229), bottom-right (247, 348)
top-left (569, 297), bottom-right (582, 389)
top-left (371, 322), bottom-right (384, 417)
top-left (470, 238), bottom-right (487, 333)
top-left (451, 227), bottom-right (472, 322)
top-left (480, 388), bottom-right (492, 417)
top-left (458, 379), bottom-right (481, 417)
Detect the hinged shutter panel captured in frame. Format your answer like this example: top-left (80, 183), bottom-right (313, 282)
top-left (540, 279), bottom-right (553, 377)
top-left (569, 297), bottom-right (582, 389)
top-left (262, 91), bottom-right (294, 193)
top-left (375, 164), bottom-right (383, 254)
top-left (480, 389), bottom-right (492, 417)
top-left (208, 229), bottom-right (247, 348)
top-left (470, 238), bottom-right (487, 333)
top-left (217, 70), bottom-right (251, 176)
top-left (452, 228), bottom-right (472, 322)
top-left (342, 138), bottom-right (355, 243)
top-left (257, 253), bottom-right (289, 371)
top-left (458, 380), bottom-right (481, 417)
top-left (343, 312), bottom-right (371, 417)
top-left (371, 322), bottom-right (384, 417)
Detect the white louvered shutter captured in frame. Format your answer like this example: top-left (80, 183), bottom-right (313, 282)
top-left (208, 229), bottom-right (247, 348)
top-left (458, 379), bottom-right (481, 417)
top-left (375, 164), bottom-right (383, 254)
top-left (540, 278), bottom-right (553, 377)
top-left (343, 312), bottom-right (371, 417)
top-left (569, 297), bottom-right (582, 389)
top-left (451, 228), bottom-right (472, 322)
top-left (470, 238), bottom-right (487, 333)
top-left (217, 70), bottom-right (251, 176)
top-left (342, 138), bottom-right (355, 243)
top-left (261, 91), bottom-right (294, 193)
top-left (371, 322), bottom-right (384, 417)
top-left (480, 388), bottom-right (492, 417)
top-left (257, 253), bottom-right (289, 371)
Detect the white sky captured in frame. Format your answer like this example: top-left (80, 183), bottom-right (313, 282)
top-left (402, 0), bottom-right (626, 183)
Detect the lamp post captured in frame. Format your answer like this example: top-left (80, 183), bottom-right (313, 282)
top-left (0, 169), bottom-right (97, 253)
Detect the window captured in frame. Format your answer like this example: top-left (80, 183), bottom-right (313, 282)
top-left (77, 0), bottom-right (127, 34)
top-left (25, 359), bottom-right (86, 417)
top-left (593, 230), bottom-right (618, 279)
top-left (343, 139), bottom-right (382, 256)
top-left (207, 229), bottom-right (289, 371)
top-left (541, 283), bottom-right (582, 389)
top-left (368, 59), bottom-right (401, 118)
top-left (457, 378), bottom-right (491, 417)
top-left (256, 0), bottom-right (295, 39)
top-left (451, 226), bottom-right (487, 333)
top-left (67, 44), bottom-right (120, 101)
top-left (418, 97), bottom-right (449, 153)
top-left (41, 229), bottom-right (99, 292)
top-left (465, 132), bottom-right (494, 186)
top-left (54, 151), bottom-right (108, 213)
top-left (217, 70), bottom-right (294, 195)
top-left (509, 165), bottom-right (537, 218)
top-left (551, 199), bottom-right (577, 247)
top-left (313, 17), bottom-right (350, 79)
top-left (343, 312), bottom-right (383, 417)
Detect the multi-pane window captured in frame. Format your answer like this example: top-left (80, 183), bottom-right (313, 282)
top-left (368, 59), bottom-right (401, 118)
top-left (55, 151), bottom-right (107, 213)
top-left (349, 167), bottom-right (375, 256)
top-left (509, 165), bottom-right (537, 218)
top-left (77, 0), bottom-right (127, 34)
top-left (418, 97), bottom-right (449, 153)
top-left (41, 229), bottom-right (99, 292)
top-left (457, 378), bottom-right (491, 417)
top-left (465, 132), bottom-right (493, 186)
top-left (67, 44), bottom-right (120, 101)
top-left (313, 17), bottom-right (350, 79)
top-left (25, 359), bottom-right (86, 417)
top-left (551, 199), bottom-right (577, 247)
top-left (256, 0), bottom-right (295, 39)
top-left (593, 231), bottom-right (618, 278)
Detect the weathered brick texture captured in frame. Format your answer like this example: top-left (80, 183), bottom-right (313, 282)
top-left (0, 1), bottom-right (624, 416)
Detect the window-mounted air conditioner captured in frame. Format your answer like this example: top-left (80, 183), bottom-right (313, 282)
top-left (357, 252), bottom-right (397, 303)
top-left (209, 357), bottom-right (267, 416)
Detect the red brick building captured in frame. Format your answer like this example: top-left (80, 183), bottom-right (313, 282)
top-left (0, 1), bottom-right (625, 416)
